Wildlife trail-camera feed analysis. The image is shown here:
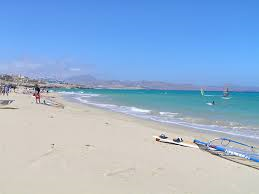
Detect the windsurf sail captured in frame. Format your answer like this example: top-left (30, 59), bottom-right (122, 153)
top-left (223, 88), bottom-right (230, 97)
top-left (200, 88), bottom-right (205, 96)
top-left (194, 138), bottom-right (259, 164)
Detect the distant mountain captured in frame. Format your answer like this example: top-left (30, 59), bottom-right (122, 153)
top-left (64, 74), bottom-right (259, 92)
top-left (65, 74), bottom-right (97, 85)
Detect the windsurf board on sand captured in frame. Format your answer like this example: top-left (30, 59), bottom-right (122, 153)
top-left (153, 135), bottom-right (199, 149)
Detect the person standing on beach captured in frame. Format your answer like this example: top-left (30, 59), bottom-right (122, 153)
top-left (34, 85), bottom-right (41, 104)
top-left (35, 85), bottom-right (40, 94)
top-left (3, 85), bottom-right (10, 96)
top-left (11, 85), bottom-right (17, 93)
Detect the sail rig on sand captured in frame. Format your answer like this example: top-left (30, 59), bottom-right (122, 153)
top-left (194, 138), bottom-right (259, 169)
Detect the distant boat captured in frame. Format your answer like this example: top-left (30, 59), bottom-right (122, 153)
top-left (223, 88), bottom-right (230, 97)
top-left (200, 88), bottom-right (205, 96)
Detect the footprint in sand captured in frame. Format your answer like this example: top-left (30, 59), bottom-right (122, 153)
top-left (104, 167), bottom-right (136, 180)
top-left (27, 144), bottom-right (68, 169)
top-left (81, 144), bottom-right (96, 158)
top-left (151, 167), bottom-right (164, 176)
top-left (84, 144), bottom-right (95, 150)
top-left (28, 145), bottom-right (56, 165)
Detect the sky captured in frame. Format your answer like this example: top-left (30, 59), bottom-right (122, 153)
top-left (0, 0), bottom-right (258, 86)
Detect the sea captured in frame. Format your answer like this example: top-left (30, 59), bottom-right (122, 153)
top-left (53, 88), bottom-right (259, 140)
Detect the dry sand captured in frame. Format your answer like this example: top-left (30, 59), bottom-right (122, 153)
top-left (0, 91), bottom-right (258, 194)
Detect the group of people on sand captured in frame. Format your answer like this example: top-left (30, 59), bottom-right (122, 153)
top-left (1, 85), bottom-right (12, 96)
top-left (1, 83), bottom-right (48, 104)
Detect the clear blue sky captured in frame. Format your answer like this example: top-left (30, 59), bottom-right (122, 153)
top-left (0, 0), bottom-right (258, 86)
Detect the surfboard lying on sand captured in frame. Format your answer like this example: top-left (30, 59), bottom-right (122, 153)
top-left (153, 135), bottom-right (199, 149)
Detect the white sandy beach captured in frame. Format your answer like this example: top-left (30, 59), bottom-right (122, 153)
top-left (0, 91), bottom-right (258, 194)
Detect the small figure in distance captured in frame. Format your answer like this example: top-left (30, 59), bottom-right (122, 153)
top-left (34, 84), bottom-right (41, 104)
top-left (3, 85), bottom-right (10, 96)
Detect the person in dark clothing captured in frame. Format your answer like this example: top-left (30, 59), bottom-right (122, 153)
top-left (3, 85), bottom-right (10, 96)
top-left (12, 85), bottom-right (17, 92)
top-left (35, 85), bottom-right (40, 94)
top-left (34, 85), bottom-right (41, 104)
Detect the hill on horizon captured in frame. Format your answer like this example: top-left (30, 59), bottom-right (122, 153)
top-left (64, 74), bottom-right (259, 92)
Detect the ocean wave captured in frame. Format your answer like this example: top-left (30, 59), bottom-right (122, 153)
top-left (73, 97), bottom-right (88, 104)
top-left (73, 97), bottom-right (116, 109)
top-left (80, 94), bottom-right (101, 98)
top-left (58, 91), bottom-right (101, 97)
top-left (149, 117), bottom-right (259, 140)
top-left (127, 107), bottom-right (151, 113)
top-left (159, 112), bottom-right (179, 117)
top-left (58, 91), bottom-right (78, 95)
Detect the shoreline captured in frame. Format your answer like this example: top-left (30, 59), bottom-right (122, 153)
top-left (62, 93), bottom-right (259, 146)
top-left (0, 90), bottom-right (258, 194)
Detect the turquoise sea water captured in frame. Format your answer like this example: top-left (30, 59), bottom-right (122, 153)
top-left (54, 88), bottom-right (259, 140)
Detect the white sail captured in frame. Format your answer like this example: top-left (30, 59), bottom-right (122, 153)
top-left (200, 88), bottom-right (205, 96)
top-left (223, 88), bottom-right (230, 97)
